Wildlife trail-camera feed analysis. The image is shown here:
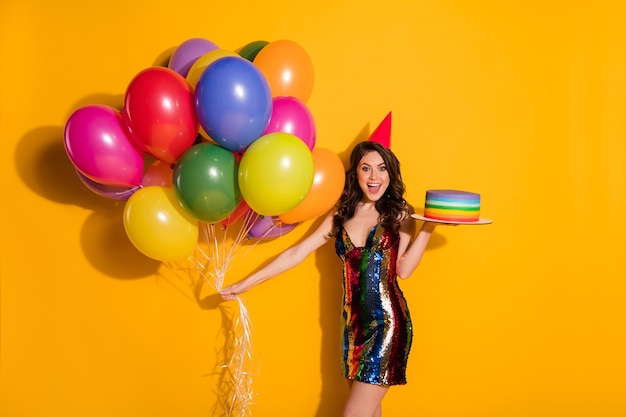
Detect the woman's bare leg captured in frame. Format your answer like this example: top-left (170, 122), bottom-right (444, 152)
top-left (343, 380), bottom-right (388, 417)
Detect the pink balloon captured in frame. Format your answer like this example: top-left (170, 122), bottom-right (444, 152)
top-left (64, 105), bottom-right (144, 186)
top-left (262, 96), bottom-right (316, 150)
top-left (168, 38), bottom-right (219, 77)
top-left (142, 160), bottom-right (174, 188)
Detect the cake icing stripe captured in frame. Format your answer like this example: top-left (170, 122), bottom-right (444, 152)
top-left (426, 196), bottom-right (480, 202)
top-left (426, 198), bottom-right (479, 205)
top-left (425, 214), bottom-right (479, 222)
top-left (425, 207), bottom-right (479, 215)
top-left (426, 193), bottom-right (479, 201)
top-left (422, 189), bottom-right (481, 222)
top-left (425, 203), bottom-right (479, 211)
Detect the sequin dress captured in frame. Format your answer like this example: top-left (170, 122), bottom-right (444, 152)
top-left (335, 224), bottom-right (412, 386)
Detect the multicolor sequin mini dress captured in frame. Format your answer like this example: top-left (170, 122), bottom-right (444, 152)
top-left (335, 224), bottom-right (412, 386)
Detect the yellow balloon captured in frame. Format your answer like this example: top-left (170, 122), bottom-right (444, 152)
top-left (123, 186), bottom-right (199, 262)
top-left (238, 132), bottom-right (314, 216)
top-left (198, 125), bottom-right (213, 141)
top-left (186, 49), bottom-right (239, 88)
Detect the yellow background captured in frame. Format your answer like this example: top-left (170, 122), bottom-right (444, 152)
top-left (2, 1), bottom-right (625, 416)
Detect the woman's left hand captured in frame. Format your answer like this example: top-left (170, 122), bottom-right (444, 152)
top-left (219, 279), bottom-right (254, 301)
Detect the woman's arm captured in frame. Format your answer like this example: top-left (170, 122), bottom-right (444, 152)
top-left (220, 212), bottom-right (335, 300)
top-left (396, 215), bottom-right (437, 279)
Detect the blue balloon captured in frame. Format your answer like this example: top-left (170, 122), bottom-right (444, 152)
top-left (195, 56), bottom-right (272, 152)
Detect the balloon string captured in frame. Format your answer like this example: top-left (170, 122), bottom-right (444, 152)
top-left (216, 211), bottom-right (263, 277)
top-left (194, 218), bottom-right (258, 417)
top-left (192, 213), bottom-right (294, 417)
top-left (224, 211), bottom-right (260, 268)
top-left (223, 296), bottom-right (255, 417)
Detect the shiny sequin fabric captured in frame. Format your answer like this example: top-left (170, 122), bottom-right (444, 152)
top-left (335, 224), bottom-right (412, 386)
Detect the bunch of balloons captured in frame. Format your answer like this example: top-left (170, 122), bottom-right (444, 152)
top-left (64, 37), bottom-right (345, 262)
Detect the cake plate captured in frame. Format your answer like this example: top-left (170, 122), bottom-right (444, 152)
top-left (410, 214), bottom-right (493, 225)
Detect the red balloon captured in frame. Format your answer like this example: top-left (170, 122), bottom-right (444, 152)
top-left (123, 67), bottom-right (198, 164)
top-left (142, 160), bottom-right (174, 188)
top-left (221, 199), bottom-right (251, 226)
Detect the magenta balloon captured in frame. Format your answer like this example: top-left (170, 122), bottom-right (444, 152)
top-left (168, 38), bottom-right (219, 77)
top-left (248, 214), bottom-right (298, 239)
top-left (262, 96), bottom-right (316, 150)
top-left (64, 105), bottom-right (144, 186)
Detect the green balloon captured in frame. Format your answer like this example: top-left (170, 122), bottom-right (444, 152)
top-left (238, 40), bottom-right (269, 61)
top-left (173, 143), bottom-right (241, 223)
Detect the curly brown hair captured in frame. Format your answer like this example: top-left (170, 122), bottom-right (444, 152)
top-left (332, 141), bottom-right (409, 236)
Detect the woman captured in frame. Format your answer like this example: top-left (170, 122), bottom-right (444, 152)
top-left (220, 141), bottom-right (440, 417)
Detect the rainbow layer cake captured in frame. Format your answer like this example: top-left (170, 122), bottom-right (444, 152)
top-left (423, 189), bottom-right (481, 222)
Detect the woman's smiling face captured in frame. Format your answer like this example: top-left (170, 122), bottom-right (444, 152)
top-left (357, 150), bottom-right (390, 203)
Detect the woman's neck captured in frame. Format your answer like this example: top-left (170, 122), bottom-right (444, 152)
top-left (358, 200), bottom-right (377, 210)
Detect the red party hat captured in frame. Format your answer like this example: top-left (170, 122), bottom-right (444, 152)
top-left (368, 111), bottom-right (392, 148)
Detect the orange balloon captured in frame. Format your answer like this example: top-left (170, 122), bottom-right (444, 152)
top-left (253, 39), bottom-right (314, 102)
top-left (279, 148), bottom-right (345, 224)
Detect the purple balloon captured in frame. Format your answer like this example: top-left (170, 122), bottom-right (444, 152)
top-left (64, 105), bottom-right (144, 186)
top-left (263, 96), bottom-right (316, 150)
top-left (248, 215), bottom-right (297, 239)
top-left (76, 170), bottom-right (140, 201)
top-left (195, 56), bottom-right (272, 152)
top-left (168, 38), bottom-right (219, 77)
